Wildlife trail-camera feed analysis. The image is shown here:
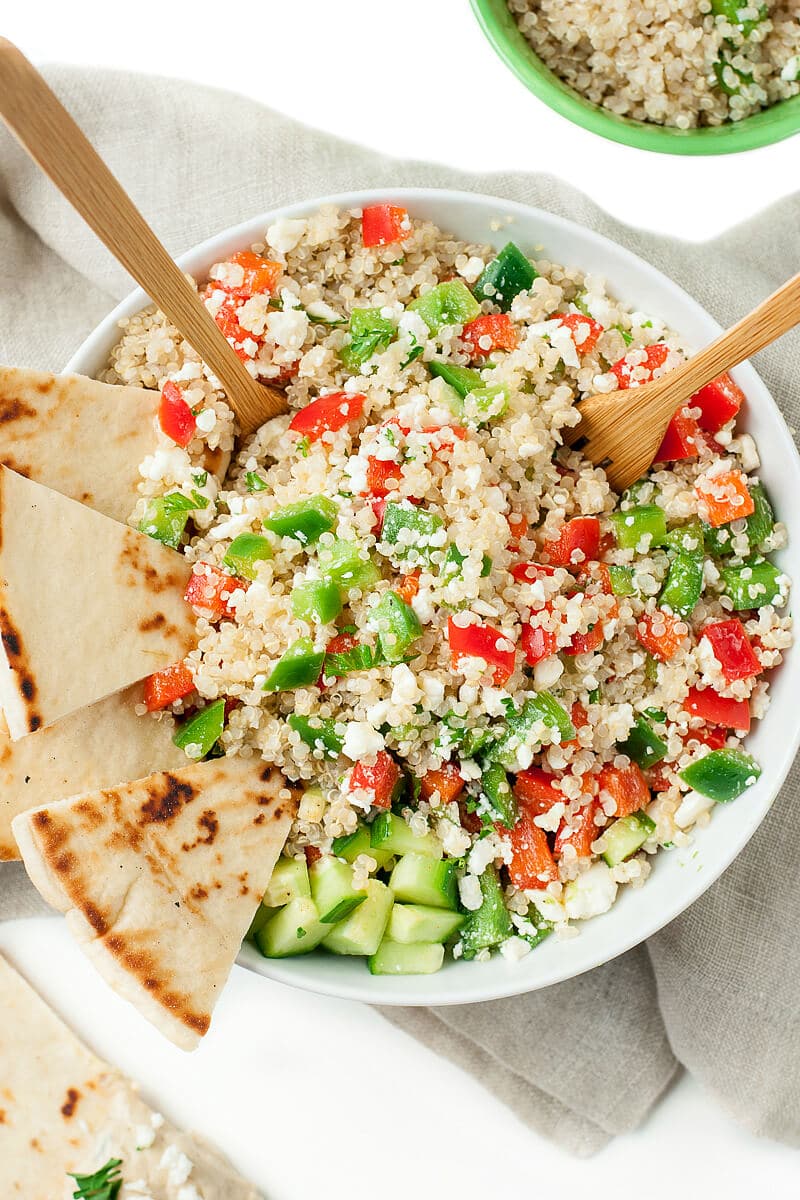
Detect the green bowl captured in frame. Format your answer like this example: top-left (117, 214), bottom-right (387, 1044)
top-left (471, 0), bottom-right (800, 155)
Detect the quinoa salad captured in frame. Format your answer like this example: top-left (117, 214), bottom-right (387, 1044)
top-left (509, 0), bottom-right (800, 128)
top-left (100, 203), bottom-right (792, 974)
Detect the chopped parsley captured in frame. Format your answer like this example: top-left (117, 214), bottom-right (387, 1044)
top-left (245, 471), bottom-right (268, 492)
top-left (192, 470), bottom-right (208, 487)
top-left (161, 488), bottom-right (209, 515)
top-left (69, 1158), bottom-right (123, 1200)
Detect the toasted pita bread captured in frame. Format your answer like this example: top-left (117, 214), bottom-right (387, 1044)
top-left (0, 366), bottom-right (230, 522)
top-left (0, 954), bottom-right (261, 1198)
top-left (0, 466), bottom-right (196, 740)
top-left (13, 756), bottom-right (296, 1049)
top-left (0, 684), bottom-right (189, 861)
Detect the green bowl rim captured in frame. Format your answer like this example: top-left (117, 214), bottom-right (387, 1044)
top-left (471, 0), bottom-right (800, 156)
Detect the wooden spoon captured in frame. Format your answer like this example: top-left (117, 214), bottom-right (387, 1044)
top-left (563, 272), bottom-right (800, 492)
top-left (0, 39), bottom-right (287, 438)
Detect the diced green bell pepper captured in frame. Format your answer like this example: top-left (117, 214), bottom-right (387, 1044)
top-left (679, 748), bottom-right (761, 802)
top-left (720, 558), bottom-right (785, 609)
top-left (610, 504), bottom-right (667, 551)
top-left (339, 307), bottom-right (395, 370)
top-left (490, 692), bottom-right (575, 768)
top-left (408, 280), bottom-right (480, 333)
top-left (287, 713), bottom-right (344, 757)
top-left (316, 539), bottom-right (380, 591)
top-left (711, 0), bottom-right (767, 37)
top-left (427, 360), bottom-right (484, 397)
top-left (264, 637), bottom-right (325, 691)
top-left (481, 762), bottom-right (517, 827)
top-left (138, 490), bottom-right (208, 549)
top-left (449, 382), bottom-right (509, 428)
top-left (473, 242), bottom-right (538, 312)
top-left (263, 496), bottom-right (338, 545)
top-left (382, 501), bottom-right (444, 558)
top-left (461, 723), bottom-right (497, 760)
top-left (619, 714), bottom-right (668, 769)
top-left (659, 551), bottom-right (704, 617)
top-left (440, 543), bottom-right (492, 583)
top-left (744, 482), bottom-right (774, 548)
top-left (223, 532), bottom-right (273, 580)
top-left (608, 565), bottom-right (636, 596)
top-left (663, 521), bottom-right (705, 557)
top-left (370, 590), bottom-right (422, 663)
top-left (291, 578), bottom-right (343, 624)
top-left (173, 698), bottom-right (226, 758)
top-left (459, 866), bottom-right (513, 959)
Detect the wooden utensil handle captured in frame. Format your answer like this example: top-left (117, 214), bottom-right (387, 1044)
top-left (0, 39), bottom-right (273, 434)
top-left (649, 270), bottom-right (800, 419)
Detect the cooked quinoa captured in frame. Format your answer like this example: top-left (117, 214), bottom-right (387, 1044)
top-left (509, 0), bottom-right (800, 128)
top-left (101, 203), bottom-right (791, 970)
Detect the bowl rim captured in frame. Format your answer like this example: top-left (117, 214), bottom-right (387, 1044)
top-left (470, 0), bottom-right (800, 157)
top-left (65, 186), bottom-right (800, 1006)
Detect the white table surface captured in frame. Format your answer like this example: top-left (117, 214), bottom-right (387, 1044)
top-left (3, 0), bottom-right (799, 1191)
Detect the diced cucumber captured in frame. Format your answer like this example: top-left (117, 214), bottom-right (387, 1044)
top-left (246, 903), bottom-right (275, 942)
top-left (322, 879), bottom-right (394, 955)
top-left (309, 855), bottom-right (368, 924)
top-left (597, 812), bottom-right (656, 867)
top-left (387, 903), bottom-right (465, 945)
top-left (370, 811), bottom-right (443, 859)
top-left (255, 896), bottom-right (326, 957)
top-left (331, 825), bottom-right (394, 869)
top-left (369, 939), bottom-right (445, 975)
top-left (389, 853), bottom-right (458, 909)
top-left (261, 856), bottom-right (310, 907)
top-left (459, 866), bottom-right (513, 959)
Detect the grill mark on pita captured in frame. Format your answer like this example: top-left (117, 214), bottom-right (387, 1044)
top-left (34, 377), bottom-right (56, 396)
top-left (181, 808), bottom-right (219, 851)
top-left (60, 1087), bottom-right (81, 1119)
top-left (118, 529), bottom-right (187, 595)
top-left (0, 1109), bottom-right (5, 1123)
top-left (0, 457), bottom-right (31, 478)
top-left (139, 612), bottom-right (166, 633)
top-left (0, 608), bottom-right (42, 731)
top-left (84, 903), bottom-right (109, 935)
top-left (0, 397), bottom-right (37, 424)
top-left (140, 774), bottom-right (196, 824)
top-left (103, 931), bottom-right (210, 1035)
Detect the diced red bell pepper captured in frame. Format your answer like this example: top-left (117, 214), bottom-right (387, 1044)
top-left (701, 619), bottom-right (761, 682)
top-left (636, 610), bottom-right (684, 662)
top-left (158, 381), bottom-right (197, 449)
top-left (506, 512), bottom-right (529, 548)
top-left (695, 469), bottom-right (754, 528)
top-left (396, 570), bottom-right (421, 606)
top-left (212, 298), bottom-right (256, 359)
top-left (447, 617), bottom-right (516, 687)
top-left (610, 342), bottom-right (669, 389)
top-left (509, 561), bottom-right (558, 584)
top-left (564, 620), bottom-right (605, 657)
top-left (684, 685), bottom-right (751, 732)
top-left (520, 621), bottom-right (558, 666)
top-left (363, 455), bottom-right (403, 497)
top-left (361, 204), bottom-right (411, 248)
top-left (691, 726), bottom-right (729, 750)
top-left (554, 794), bottom-right (599, 859)
top-left (420, 762), bottom-right (465, 804)
top-left (368, 496), bottom-right (387, 533)
top-left (325, 631), bottom-right (358, 656)
top-left (691, 372), bottom-right (745, 434)
top-left (348, 750), bottom-right (403, 810)
top-left (504, 811), bottom-right (559, 889)
top-left (461, 313), bottom-right (519, 358)
top-left (647, 763), bottom-right (673, 792)
top-left (143, 661), bottom-right (195, 711)
top-left (571, 701), bottom-right (589, 730)
top-left (184, 564), bottom-right (248, 622)
top-left (558, 313), bottom-right (604, 355)
top-left (541, 516), bottom-right (601, 567)
top-left (513, 767), bottom-right (563, 817)
top-left (229, 250), bottom-right (282, 296)
top-left (655, 409), bottom-right (702, 463)
top-left (288, 391), bottom-right (366, 442)
top-left (598, 762), bottom-right (650, 819)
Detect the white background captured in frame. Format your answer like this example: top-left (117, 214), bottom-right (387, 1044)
top-left (3, 0), bottom-right (799, 1193)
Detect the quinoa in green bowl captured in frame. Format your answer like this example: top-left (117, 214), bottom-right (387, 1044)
top-left (103, 203), bottom-right (792, 974)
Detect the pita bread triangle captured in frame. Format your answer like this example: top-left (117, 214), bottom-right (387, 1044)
top-left (13, 755), bottom-right (297, 1050)
top-left (0, 954), bottom-right (261, 1196)
top-left (0, 465), bottom-right (197, 740)
top-left (0, 366), bottom-right (231, 522)
top-left (0, 683), bottom-right (189, 862)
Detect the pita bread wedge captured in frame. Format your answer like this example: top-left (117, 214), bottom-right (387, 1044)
top-left (0, 954), bottom-right (261, 1198)
top-left (0, 466), bottom-right (196, 739)
top-left (0, 683), bottom-right (188, 861)
top-left (0, 366), bottom-right (230, 522)
top-left (13, 756), bottom-right (296, 1050)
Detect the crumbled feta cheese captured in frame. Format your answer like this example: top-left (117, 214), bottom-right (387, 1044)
top-left (563, 862), bottom-right (618, 919)
top-left (458, 873), bottom-right (483, 911)
top-left (134, 1123), bottom-right (156, 1150)
top-left (500, 936), bottom-right (532, 963)
top-left (342, 721), bottom-right (385, 761)
top-left (266, 217), bottom-right (307, 255)
top-left (674, 789), bottom-right (715, 829)
top-left (266, 307), bottom-right (309, 351)
top-left (159, 1144), bottom-right (193, 1187)
top-left (391, 663), bottom-right (420, 705)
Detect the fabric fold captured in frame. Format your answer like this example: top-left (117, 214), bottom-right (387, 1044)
top-left (1, 65), bottom-right (798, 1155)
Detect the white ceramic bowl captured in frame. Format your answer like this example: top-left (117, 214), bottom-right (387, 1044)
top-left (66, 188), bottom-right (800, 1006)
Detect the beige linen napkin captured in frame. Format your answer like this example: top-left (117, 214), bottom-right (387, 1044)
top-left (1, 67), bottom-right (799, 1156)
